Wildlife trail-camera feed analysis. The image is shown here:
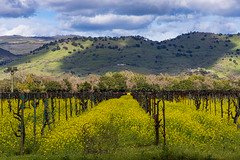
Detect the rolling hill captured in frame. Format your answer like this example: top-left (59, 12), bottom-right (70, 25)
top-left (0, 35), bottom-right (93, 55)
top-left (0, 35), bottom-right (57, 55)
top-left (0, 48), bottom-right (18, 66)
top-left (1, 32), bottom-right (240, 78)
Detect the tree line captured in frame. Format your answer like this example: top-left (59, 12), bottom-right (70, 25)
top-left (0, 71), bottom-right (240, 92)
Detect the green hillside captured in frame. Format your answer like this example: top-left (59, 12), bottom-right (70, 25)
top-left (1, 32), bottom-right (240, 78)
top-left (0, 48), bottom-right (18, 65)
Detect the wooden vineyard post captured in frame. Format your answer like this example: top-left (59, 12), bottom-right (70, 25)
top-left (80, 97), bottom-right (88, 112)
top-left (201, 98), bottom-right (205, 111)
top-left (58, 99), bottom-right (61, 121)
top-left (162, 99), bottom-right (166, 147)
top-left (194, 95), bottom-right (201, 110)
top-left (19, 95), bottom-right (25, 155)
top-left (28, 99), bottom-right (31, 109)
top-left (220, 98), bottom-right (224, 118)
top-left (138, 93), bottom-right (143, 108)
top-left (237, 98), bottom-right (240, 130)
top-left (32, 98), bottom-right (39, 147)
top-left (209, 96), bottom-right (212, 114)
top-left (148, 96), bottom-right (152, 116)
top-left (54, 98), bottom-right (57, 120)
top-left (153, 98), bottom-right (156, 116)
top-left (10, 94), bottom-right (26, 155)
top-left (144, 95), bottom-right (150, 115)
top-left (41, 98), bottom-right (51, 136)
top-left (227, 97), bottom-right (231, 123)
top-left (75, 98), bottom-right (79, 116)
top-left (65, 98), bottom-right (68, 121)
top-left (7, 99), bottom-right (12, 113)
top-left (70, 97), bottom-right (73, 117)
top-left (90, 93), bottom-right (93, 109)
top-left (17, 95), bottom-right (26, 155)
top-left (93, 93), bottom-right (99, 106)
top-left (0, 96), bottom-right (3, 116)
top-left (154, 100), bottom-right (160, 146)
top-left (33, 99), bottom-right (37, 147)
top-left (205, 96), bottom-right (209, 112)
top-left (17, 98), bottom-right (20, 114)
top-left (214, 97), bottom-right (217, 116)
top-left (14, 94), bottom-right (26, 155)
top-left (232, 97), bottom-right (240, 124)
top-left (51, 97), bottom-right (55, 125)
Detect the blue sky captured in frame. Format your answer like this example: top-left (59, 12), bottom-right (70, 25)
top-left (0, 0), bottom-right (240, 41)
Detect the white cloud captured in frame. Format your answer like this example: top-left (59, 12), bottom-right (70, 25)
top-left (0, 17), bottom-right (61, 36)
top-left (4, 25), bottom-right (31, 35)
top-left (0, 0), bottom-right (37, 17)
top-left (181, 0), bottom-right (239, 16)
top-left (66, 14), bottom-right (155, 30)
top-left (34, 0), bottom-right (240, 35)
top-left (1, 14), bottom-right (240, 42)
top-left (0, 0), bottom-right (240, 42)
top-left (39, 0), bottom-right (240, 16)
top-left (143, 15), bottom-right (240, 41)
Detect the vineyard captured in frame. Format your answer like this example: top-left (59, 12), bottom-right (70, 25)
top-left (0, 91), bottom-right (240, 159)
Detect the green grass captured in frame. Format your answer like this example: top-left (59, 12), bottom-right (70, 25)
top-left (0, 146), bottom-right (213, 160)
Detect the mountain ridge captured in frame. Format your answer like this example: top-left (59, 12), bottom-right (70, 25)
top-left (0, 47), bottom-right (18, 66)
top-left (1, 32), bottom-right (240, 78)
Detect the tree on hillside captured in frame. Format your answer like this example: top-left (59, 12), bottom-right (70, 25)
top-left (170, 79), bottom-right (195, 90)
top-left (44, 81), bottom-right (62, 92)
top-left (63, 79), bottom-right (72, 92)
top-left (131, 75), bottom-right (158, 91)
top-left (0, 79), bottom-right (11, 92)
top-left (213, 80), bottom-right (232, 90)
top-left (77, 82), bottom-right (92, 92)
top-left (98, 73), bottom-right (127, 91)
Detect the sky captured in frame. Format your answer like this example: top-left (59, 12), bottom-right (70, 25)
top-left (0, 0), bottom-right (240, 41)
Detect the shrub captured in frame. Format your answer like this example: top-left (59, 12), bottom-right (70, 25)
top-left (63, 79), bottom-right (72, 92)
top-left (131, 75), bottom-right (158, 91)
top-left (77, 82), bottom-right (92, 92)
top-left (98, 73), bottom-right (127, 91)
top-left (170, 79), bottom-right (195, 90)
top-left (44, 81), bottom-right (62, 92)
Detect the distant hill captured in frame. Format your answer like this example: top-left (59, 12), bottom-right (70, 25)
top-left (1, 32), bottom-right (240, 78)
top-left (0, 35), bottom-right (61, 55)
top-left (0, 48), bottom-right (18, 65)
top-left (0, 35), bottom-right (92, 55)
